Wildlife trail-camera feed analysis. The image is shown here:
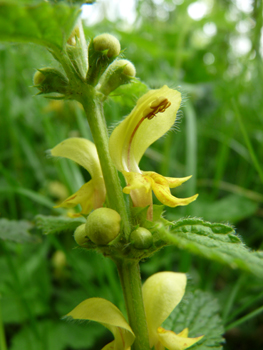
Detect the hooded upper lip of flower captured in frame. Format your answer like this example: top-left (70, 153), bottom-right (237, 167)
top-left (142, 271), bottom-right (204, 350)
top-left (50, 137), bottom-right (106, 215)
top-left (65, 297), bottom-right (135, 350)
top-left (109, 85), bottom-right (198, 218)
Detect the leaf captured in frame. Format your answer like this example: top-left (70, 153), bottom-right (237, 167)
top-left (10, 320), bottom-right (103, 350)
top-left (49, 0), bottom-right (96, 4)
top-left (35, 214), bottom-right (85, 235)
top-left (191, 194), bottom-right (258, 223)
top-left (0, 218), bottom-right (39, 243)
top-left (131, 205), bottom-right (170, 228)
top-left (161, 217), bottom-right (263, 278)
top-left (112, 80), bottom-right (149, 108)
top-left (0, 2), bottom-right (81, 51)
top-left (163, 289), bottom-right (224, 350)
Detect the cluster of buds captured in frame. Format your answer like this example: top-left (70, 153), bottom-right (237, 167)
top-left (33, 22), bottom-right (136, 99)
top-left (73, 207), bottom-right (154, 250)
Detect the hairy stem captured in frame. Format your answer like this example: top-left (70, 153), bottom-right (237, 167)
top-left (79, 86), bottom-right (131, 239)
top-left (116, 260), bottom-right (150, 350)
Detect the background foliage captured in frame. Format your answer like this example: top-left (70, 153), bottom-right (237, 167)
top-left (0, 0), bottom-right (262, 349)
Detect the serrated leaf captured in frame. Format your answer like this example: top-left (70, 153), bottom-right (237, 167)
top-left (0, 2), bottom-right (81, 51)
top-left (162, 218), bottom-right (263, 278)
top-left (35, 214), bottom-right (85, 235)
top-left (163, 289), bottom-right (224, 350)
top-left (0, 218), bottom-right (39, 243)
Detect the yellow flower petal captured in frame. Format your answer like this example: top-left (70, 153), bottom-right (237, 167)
top-left (177, 328), bottom-right (189, 338)
top-left (143, 172), bottom-right (193, 189)
top-left (66, 298), bottom-right (135, 350)
top-left (109, 86), bottom-right (181, 173)
top-left (142, 272), bottom-right (187, 347)
top-left (121, 171), bottom-right (197, 218)
top-left (165, 176), bottom-right (193, 189)
top-left (122, 171), bottom-right (151, 194)
top-left (51, 137), bottom-right (102, 179)
top-left (54, 178), bottom-right (105, 215)
top-left (51, 138), bottom-right (106, 214)
top-left (157, 327), bottom-right (204, 350)
top-left (122, 171), bottom-right (153, 218)
top-left (150, 180), bottom-right (198, 208)
top-left (54, 181), bottom-right (93, 211)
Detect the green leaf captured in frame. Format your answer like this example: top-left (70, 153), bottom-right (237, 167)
top-left (0, 218), bottom-right (39, 243)
top-left (112, 80), bottom-right (149, 107)
top-left (131, 205), bottom-right (170, 229)
top-left (190, 194), bottom-right (258, 223)
top-left (162, 218), bottom-right (263, 278)
top-left (131, 205), bottom-right (149, 226)
top-left (0, 2), bottom-right (81, 51)
top-left (10, 320), bottom-right (103, 350)
top-left (49, 0), bottom-right (96, 4)
top-left (163, 289), bottom-right (224, 350)
top-left (35, 214), bottom-right (85, 235)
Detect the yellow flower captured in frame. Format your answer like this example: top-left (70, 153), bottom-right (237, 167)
top-left (50, 138), bottom-right (106, 215)
top-left (109, 86), bottom-right (198, 220)
top-left (142, 272), bottom-right (203, 350)
top-left (65, 297), bottom-right (135, 350)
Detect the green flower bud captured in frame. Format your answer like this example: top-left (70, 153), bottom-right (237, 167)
top-left (93, 33), bottom-right (121, 58)
top-left (130, 227), bottom-right (153, 250)
top-left (66, 20), bottom-right (88, 79)
top-left (85, 208), bottom-right (121, 245)
top-left (33, 68), bottom-right (69, 96)
top-left (74, 224), bottom-right (89, 246)
top-left (96, 59), bottom-right (136, 96)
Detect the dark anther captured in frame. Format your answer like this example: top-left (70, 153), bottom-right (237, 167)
top-left (145, 99), bottom-right (171, 120)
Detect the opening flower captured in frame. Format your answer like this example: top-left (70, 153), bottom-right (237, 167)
top-left (109, 86), bottom-right (198, 220)
top-left (142, 272), bottom-right (203, 350)
top-left (50, 137), bottom-right (106, 215)
top-left (65, 297), bottom-right (135, 350)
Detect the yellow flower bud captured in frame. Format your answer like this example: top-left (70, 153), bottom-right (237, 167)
top-left (113, 59), bottom-right (136, 77)
top-left (96, 59), bottom-right (136, 96)
top-left (93, 33), bottom-right (121, 57)
top-left (122, 60), bottom-right (136, 77)
top-left (51, 250), bottom-right (67, 269)
top-left (74, 224), bottom-right (89, 246)
top-left (33, 68), bottom-right (69, 95)
top-left (130, 227), bottom-right (153, 249)
top-left (33, 70), bottom-right (46, 86)
top-left (85, 208), bottom-right (121, 245)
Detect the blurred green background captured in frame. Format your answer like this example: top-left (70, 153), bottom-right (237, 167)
top-left (0, 0), bottom-right (263, 349)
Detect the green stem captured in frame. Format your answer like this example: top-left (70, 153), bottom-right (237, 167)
top-left (116, 260), bottom-right (150, 350)
top-left (79, 87), bottom-right (131, 239)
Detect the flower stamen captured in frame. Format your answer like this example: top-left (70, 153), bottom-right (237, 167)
top-left (145, 98), bottom-right (171, 120)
